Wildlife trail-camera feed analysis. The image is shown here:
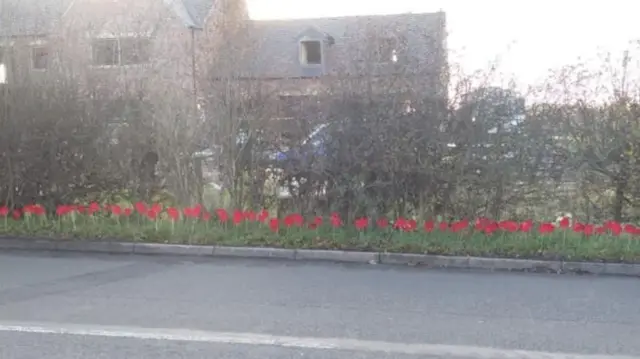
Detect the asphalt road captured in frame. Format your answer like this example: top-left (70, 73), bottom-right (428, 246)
top-left (0, 251), bottom-right (638, 359)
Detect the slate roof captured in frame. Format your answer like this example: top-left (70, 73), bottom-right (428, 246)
top-left (0, 0), bottom-right (216, 37)
top-left (183, 0), bottom-right (216, 28)
top-left (165, 0), bottom-right (216, 29)
top-left (246, 12), bottom-right (446, 79)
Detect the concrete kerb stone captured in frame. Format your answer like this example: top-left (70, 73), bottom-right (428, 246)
top-left (562, 261), bottom-right (605, 275)
top-left (602, 262), bottom-right (640, 276)
top-left (213, 246), bottom-right (296, 260)
top-left (380, 253), bottom-right (566, 273)
top-left (483, 257), bottom-right (562, 273)
top-left (561, 261), bottom-right (640, 276)
top-left (134, 243), bottom-right (213, 256)
top-left (379, 253), bottom-right (470, 268)
top-left (0, 237), bottom-right (57, 251)
top-left (1, 237), bottom-right (640, 276)
top-left (295, 249), bottom-right (379, 263)
top-left (57, 240), bottom-right (135, 254)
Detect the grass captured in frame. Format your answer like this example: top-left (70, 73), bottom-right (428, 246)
top-left (1, 212), bottom-right (640, 263)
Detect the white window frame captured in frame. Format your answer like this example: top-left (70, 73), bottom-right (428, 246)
top-left (91, 36), bottom-right (151, 68)
top-left (0, 64), bottom-right (6, 84)
top-left (0, 46), bottom-right (6, 84)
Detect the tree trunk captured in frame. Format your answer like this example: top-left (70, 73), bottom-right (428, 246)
top-left (613, 176), bottom-right (627, 222)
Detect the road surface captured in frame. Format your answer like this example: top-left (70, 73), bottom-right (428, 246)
top-left (0, 250), bottom-right (638, 359)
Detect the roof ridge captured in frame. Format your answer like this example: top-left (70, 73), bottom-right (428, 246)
top-left (163, 0), bottom-right (198, 28)
top-left (251, 11), bottom-right (444, 23)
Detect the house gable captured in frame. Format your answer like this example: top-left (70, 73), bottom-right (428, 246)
top-left (246, 11), bottom-right (446, 81)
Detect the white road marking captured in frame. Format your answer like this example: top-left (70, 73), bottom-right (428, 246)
top-left (0, 321), bottom-right (636, 359)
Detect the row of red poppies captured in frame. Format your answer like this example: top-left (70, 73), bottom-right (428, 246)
top-left (1, 203), bottom-right (639, 236)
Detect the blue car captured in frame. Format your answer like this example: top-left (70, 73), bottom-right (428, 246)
top-left (271, 123), bottom-right (330, 166)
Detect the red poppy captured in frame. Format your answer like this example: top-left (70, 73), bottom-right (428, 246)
top-left (438, 222), bottom-right (449, 232)
top-left (56, 205), bottom-right (72, 216)
top-left (604, 220), bottom-right (622, 235)
top-left (499, 220), bottom-right (518, 233)
top-left (313, 216), bottom-right (323, 226)
top-left (354, 217), bottom-right (369, 230)
top-left (244, 210), bottom-right (257, 222)
top-left (134, 202), bottom-right (147, 215)
top-left (308, 222), bottom-right (318, 230)
top-left (74, 204), bottom-right (86, 214)
top-left (519, 220), bottom-right (533, 233)
top-left (24, 204), bottom-right (46, 216)
top-left (394, 217), bottom-right (407, 230)
top-left (87, 202), bottom-right (101, 215)
top-left (110, 204), bottom-right (122, 216)
top-left (33, 204), bottom-right (46, 216)
top-left (183, 207), bottom-right (200, 219)
top-left (190, 204), bottom-right (202, 218)
top-left (284, 215), bottom-right (295, 228)
top-left (257, 209), bottom-right (269, 223)
top-left (232, 210), bottom-right (243, 225)
top-left (123, 208), bottom-right (133, 216)
top-left (475, 217), bottom-right (491, 231)
top-left (167, 207), bottom-right (180, 221)
top-left (624, 224), bottom-right (639, 235)
top-left (423, 220), bottom-right (434, 232)
top-left (284, 213), bottom-right (304, 227)
top-left (538, 222), bottom-right (555, 234)
top-left (330, 214), bottom-right (342, 228)
top-left (572, 222), bottom-right (585, 233)
top-left (376, 218), bottom-right (389, 229)
top-left (151, 203), bottom-right (163, 214)
top-left (146, 209), bottom-right (159, 220)
top-left (450, 219), bottom-right (468, 233)
top-left (0, 206), bottom-right (8, 217)
top-left (215, 208), bottom-right (229, 223)
top-left (559, 217), bottom-right (570, 229)
top-left (595, 226), bottom-right (606, 234)
top-left (583, 224), bottom-right (594, 236)
top-left (202, 211), bottom-right (212, 221)
top-left (404, 219), bottom-right (417, 232)
top-left (483, 221), bottom-right (499, 235)
top-left (269, 218), bottom-right (280, 233)
top-left (11, 209), bottom-right (21, 220)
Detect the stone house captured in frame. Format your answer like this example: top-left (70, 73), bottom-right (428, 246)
top-left (1, 0), bottom-right (446, 131)
top-left (0, 0), bottom-right (245, 111)
top-left (203, 10), bottom-right (448, 142)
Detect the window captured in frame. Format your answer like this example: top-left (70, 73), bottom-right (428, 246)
top-left (0, 47), bottom-right (5, 84)
top-left (120, 37), bottom-right (151, 65)
top-left (279, 95), bottom-right (304, 119)
top-left (92, 37), bottom-right (151, 66)
top-left (31, 46), bottom-right (49, 69)
top-left (92, 38), bottom-right (118, 66)
top-left (375, 38), bottom-right (398, 63)
top-left (278, 94), bottom-right (320, 121)
top-left (300, 40), bottom-right (322, 65)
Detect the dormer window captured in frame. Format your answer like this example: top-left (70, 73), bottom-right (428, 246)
top-left (375, 37), bottom-right (398, 64)
top-left (300, 40), bottom-right (322, 65)
top-left (31, 46), bottom-right (49, 70)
